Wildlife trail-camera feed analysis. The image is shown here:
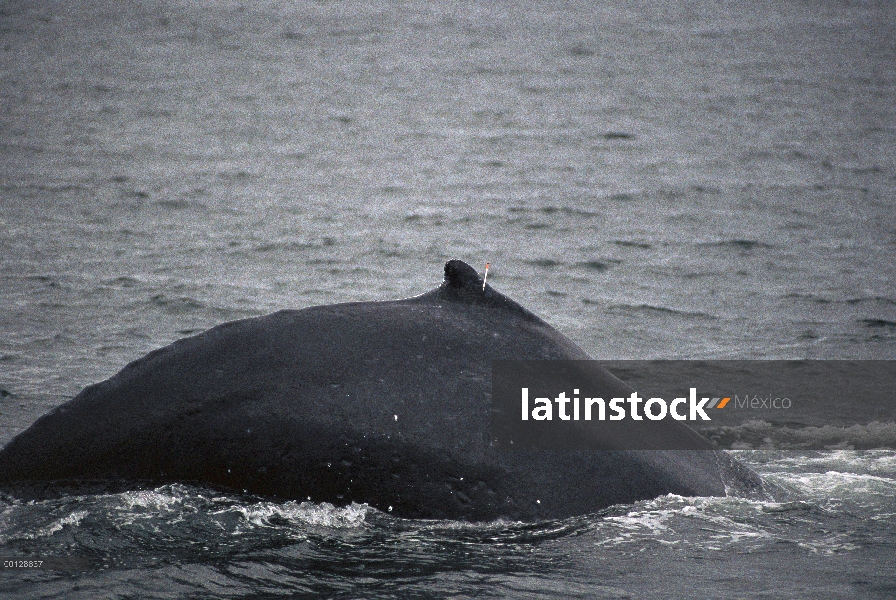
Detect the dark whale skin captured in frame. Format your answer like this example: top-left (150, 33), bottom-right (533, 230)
top-left (0, 260), bottom-right (762, 520)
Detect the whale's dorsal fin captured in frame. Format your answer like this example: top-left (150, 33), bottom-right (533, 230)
top-left (443, 259), bottom-right (485, 292)
top-left (407, 260), bottom-right (542, 322)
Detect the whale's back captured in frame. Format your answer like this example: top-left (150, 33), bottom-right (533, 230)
top-left (0, 260), bottom-right (761, 520)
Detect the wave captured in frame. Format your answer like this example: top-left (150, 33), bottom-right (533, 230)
top-left (0, 484), bottom-right (370, 549)
top-left (1, 459), bottom-right (892, 595)
top-left (783, 293), bottom-right (896, 306)
top-left (576, 259), bottom-right (621, 271)
top-left (860, 318), bottom-right (896, 329)
top-left (138, 294), bottom-right (257, 321)
top-left (607, 303), bottom-right (717, 319)
top-left (524, 258), bottom-right (563, 268)
top-left (698, 240), bottom-right (774, 251)
top-left (701, 420), bottom-right (896, 450)
top-left (248, 238), bottom-right (337, 253)
top-left (520, 259), bottom-right (622, 271)
top-left (588, 492), bottom-right (861, 555)
top-left (735, 449), bottom-right (896, 477)
top-left (844, 296), bottom-right (896, 306)
top-left (148, 293), bottom-right (206, 314)
top-left (612, 240), bottom-right (652, 249)
top-left (102, 275), bottom-right (144, 288)
top-left (154, 198), bottom-right (205, 211)
top-left (507, 205), bottom-right (600, 218)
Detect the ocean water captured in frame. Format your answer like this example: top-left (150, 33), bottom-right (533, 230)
top-left (1, 0), bottom-right (894, 597)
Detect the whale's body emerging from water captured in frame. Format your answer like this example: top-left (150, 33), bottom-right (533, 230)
top-left (0, 260), bottom-right (762, 520)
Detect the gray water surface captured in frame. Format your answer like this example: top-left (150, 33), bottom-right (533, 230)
top-left (1, 0), bottom-right (895, 597)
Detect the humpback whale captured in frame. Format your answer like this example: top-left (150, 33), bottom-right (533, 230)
top-left (0, 260), bottom-right (763, 520)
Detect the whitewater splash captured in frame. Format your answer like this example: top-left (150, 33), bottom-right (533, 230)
top-left (704, 420), bottom-right (896, 450)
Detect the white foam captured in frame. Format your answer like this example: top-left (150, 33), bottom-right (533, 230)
top-left (224, 500), bottom-right (370, 529)
top-left (3, 509), bottom-right (90, 541)
top-left (706, 420), bottom-right (896, 450)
